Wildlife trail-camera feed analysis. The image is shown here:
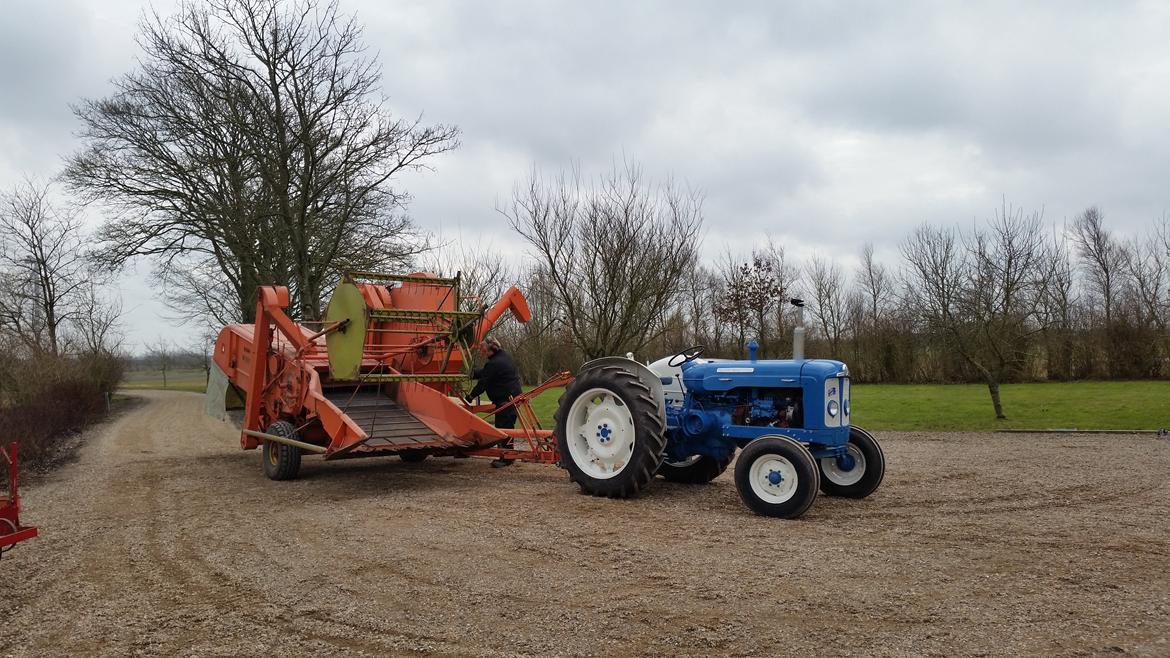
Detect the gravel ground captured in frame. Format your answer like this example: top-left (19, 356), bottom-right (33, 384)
top-left (2, 390), bottom-right (1169, 657)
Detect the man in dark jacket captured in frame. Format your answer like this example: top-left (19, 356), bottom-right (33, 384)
top-left (466, 336), bottom-right (522, 467)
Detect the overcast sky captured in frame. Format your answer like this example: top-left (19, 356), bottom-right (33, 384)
top-left (2, 0), bottom-right (1169, 351)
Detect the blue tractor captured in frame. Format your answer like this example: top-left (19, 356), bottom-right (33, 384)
top-left (553, 302), bottom-right (885, 519)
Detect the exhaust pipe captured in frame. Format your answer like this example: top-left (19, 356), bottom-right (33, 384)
top-left (790, 298), bottom-right (806, 360)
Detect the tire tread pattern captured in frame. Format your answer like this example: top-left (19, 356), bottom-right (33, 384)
top-left (262, 420), bottom-right (303, 481)
top-left (554, 366), bottom-right (667, 498)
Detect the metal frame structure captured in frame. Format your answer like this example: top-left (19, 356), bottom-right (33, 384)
top-left (1, 442), bottom-right (37, 557)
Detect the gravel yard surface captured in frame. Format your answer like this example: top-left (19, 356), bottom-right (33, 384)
top-left (3, 390), bottom-right (1168, 657)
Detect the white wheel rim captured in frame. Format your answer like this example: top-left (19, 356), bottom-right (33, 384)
top-left (820, 444), bottom-right (867, 486)
top-left (565, 387), bottom-right (636, 480)
top-left (748, 454), bottom-right (799, 504)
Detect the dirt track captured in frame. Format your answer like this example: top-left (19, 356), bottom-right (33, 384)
top-left (3, 390), bottom-right (1169, 657)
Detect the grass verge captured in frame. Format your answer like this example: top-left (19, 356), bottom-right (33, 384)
top-left (123, 369), bottom-right (1167, 432)
top-left (522, 380), bottom-right (1168, 432)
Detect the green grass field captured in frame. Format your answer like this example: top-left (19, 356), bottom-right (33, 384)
top-left (521, 380), bottom-right (1169, 432)
top-left (122, 368), bottom-right (209, 393)
top-left (122, 368), bottom-right (1168, 431)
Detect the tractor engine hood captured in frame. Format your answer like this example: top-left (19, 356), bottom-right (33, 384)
top-left (681, 358), bottom-right (848, 393)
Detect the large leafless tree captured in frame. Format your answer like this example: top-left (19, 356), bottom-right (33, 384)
top-left (0, 180), bottom-right (90, 355)
top-left (805, 255), bottom-right (848, 356)
top-left (901, 203), bottom-right (1051, 419)
top-left (1071, 206), bottom-right (1127, 327)
top-left (65, 0), bottom-right (459, 324)
top-left (502, 162), bottom-right (704, 360)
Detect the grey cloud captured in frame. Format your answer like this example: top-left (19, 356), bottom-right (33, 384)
top-left (1, 0), bottom-right (1168, 349)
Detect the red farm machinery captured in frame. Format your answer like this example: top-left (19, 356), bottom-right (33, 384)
top-left (209, 272), bottom-right (571, 478)
top-left (210, 272), bottom-right (885, 519)
top-left (1, 442), bottom-right (38, 558)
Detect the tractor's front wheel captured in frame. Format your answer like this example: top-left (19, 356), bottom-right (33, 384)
top-left (658, 453), bottom-right (734, 484)
top-left (734, 436), bottom-right (820, 518)
top-left (818, 426), bottom-right (885, 498)
top-left (555, 366), bottom-right (667, 498)
top-left (262, 420), bottom-right (303, 481)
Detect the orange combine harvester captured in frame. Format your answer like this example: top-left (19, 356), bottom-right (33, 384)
top-left (209, 271), bottom-right (570, 479)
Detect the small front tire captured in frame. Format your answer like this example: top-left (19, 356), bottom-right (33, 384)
top-left (734, 436), bottom-right (820, 518)
top-left (262, 420), bottom-right (303, 481)
top-left (818, 426), bottom-right (885, 498)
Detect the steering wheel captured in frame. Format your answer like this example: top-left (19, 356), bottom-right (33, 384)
top-left (667, 345), bottom-right (705, 368)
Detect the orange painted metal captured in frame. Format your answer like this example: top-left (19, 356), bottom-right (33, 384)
top-left (212, 272), bottom-right (569, 465)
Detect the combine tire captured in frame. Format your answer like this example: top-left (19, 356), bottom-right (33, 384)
top-left (398, 450), bottom-right (428, 463)
top-left (658, 453), bottom-right (734, 484)
top-left (734, 435), bottom-right (819, 518)
top-left (262, 420), bottom-right (303, 481)
top-left (555, 365), bottom-right (667, 498)
top-left (818, 426), bottom-right (885, 498)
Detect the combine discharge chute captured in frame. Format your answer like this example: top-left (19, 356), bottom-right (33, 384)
top-left (1, 442), bottom-right (37, 558)
top-left (210, 272), bottom-right (570, 479)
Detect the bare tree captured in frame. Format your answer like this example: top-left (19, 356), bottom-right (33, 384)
top-left (423, 239), bottom-right (516, 314)
top-left (71, 282), bottom-right (125, 355)
top-left (146, 338), bottom-right (176, 389)
top-left (856, 242), bottom-right (893, 325)
top-left (65, 0), bottom-right (459, 324)
top-left (901, 203), bottom-right (1050, 419)
top-left (503, 161), bottom-right (704, 360)
top-left (1036, 228), bottom-right (1078, 379)
top-left (682, 265), bottom-right (723, 353)
top-left (0, 180), bottom-right (89, 355)
top-left (1072, 206), bottom-right (1126, 326)
top-left (1125, 230), bottom-right (1168, 333)
top-left (714, 251), bottom-right (759, 353)
top-left (805, 255), bottom-right (848, 356)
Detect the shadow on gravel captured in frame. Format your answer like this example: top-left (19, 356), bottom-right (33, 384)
top-left (180, 447), bottom-right (750, 514)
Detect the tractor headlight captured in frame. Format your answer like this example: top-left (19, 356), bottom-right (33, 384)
top-left (827, 400), bottom-right (839, 417)
top-left (843, 399), bottom-right (850, 416)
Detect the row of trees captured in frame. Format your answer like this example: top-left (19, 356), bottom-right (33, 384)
top-left (0, 180), bottom-right (125, 463)
top-left (472, 193), bottom-right (1167, 419)
top-left (30, 0), bottom-right (1167, 424)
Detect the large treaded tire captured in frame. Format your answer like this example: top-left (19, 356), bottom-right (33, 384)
top-left (734, 435), bottom-right (820, 519)
top-left (658, 453), bottom-right (734, 484)
top-left (262, 420), bottom-right (303, 481)
top-left (819, 426), bottom-right (885, 498)
top-left (555, 365), bottom-right (667, 498)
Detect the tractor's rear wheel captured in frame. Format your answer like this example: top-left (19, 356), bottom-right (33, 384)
top-left (658, 453), bottom-right (734, 484)
top-left (262, 420), bottom-right (303, 481)
top-left (734, 435), bottom-right (819, 518)
top-left (555, 365), bottom-right (667, 498)
top-left (818, 426), bottom-right (885, 498)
